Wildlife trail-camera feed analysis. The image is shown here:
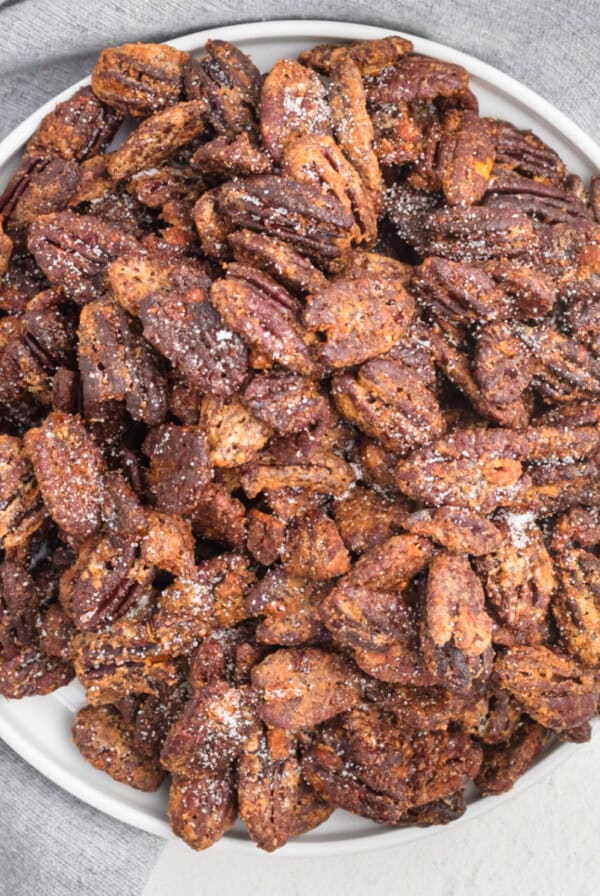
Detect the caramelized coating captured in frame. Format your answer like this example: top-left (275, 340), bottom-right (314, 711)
top-left (281, 508), bottom-right (350, 580)
top-left (242, 373), bottom-right (328, 436)
top-left (553, 549), bottom-right (600, 667)
top-left (143, 423), bottom-right (211, 515)
top-left (299, 36), bottom-right (413, 75)
top-left (426, 552), bottom-right (492, 660)
top-left (437, 110), bottom-right (496, 206)
top-left (333, 486), bottom-right (409, 554)
top-left (200, 397), bottom-right (271, 468)
top-left (26, 87), bottom-right (122, 161)
top-left (0, 435), bottom-right (45, 551)
top-left (228, 230), bottom-right (327, 295)
top-left (404, 507), bottom-right (503, 557)
top-left (92, 43), bottom-right (189, 116)
top-left (168, 770), bottom-right (237, 851)
top-left (475, 719), bottom-right (549, 795)
top-left (246, 568), bottom-right (324, 646)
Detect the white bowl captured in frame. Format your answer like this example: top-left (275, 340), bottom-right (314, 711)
top-left (1, 19), bottom-right (599, 856)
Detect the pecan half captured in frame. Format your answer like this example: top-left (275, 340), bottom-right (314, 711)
top-left (143, 423), bottom-right (211, 516)
top-left (228, 229), bottom-right (327, 296)
top-left (280, 508), bottom-right (350, 580)
top-left (475, 719), bottom-right (549, 795)
top-left (200, 396), bottom-right (272, 468)
top-left (168, 770), bottom-right (237, 851)
top-left (92, 43), bottom-right (189, 116)
top-left (437, 110), bottom-right (495, 206)
top-left (245, 568), bottom-right (324, 646)
top-left (26, 86), bottom-right (122, 161)
top-left (299, 36), bottom-right (413, 75)
top-left (365, 55), bottom-right (470, 106)
top-left (553, 549), bottom-right (600, 667)
top-left (0, 435), bottom-right (45, 551)
top-left (404, 507), bottom-right (503, 557)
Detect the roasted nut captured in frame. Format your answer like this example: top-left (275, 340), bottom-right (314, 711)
top-left (228, 229), bottom-right (327, 295)
top-left (493, 120), bottom-right (566, 185)
top-left (241, 445), bottom-right (355, 499)
top-left (437, 110), bottom-right (495, 206)
top-left (246, 567), bottom-right (324, 646)
top-left (1, 155), bottom-right (79, 233)
top-left (143, 423), bottom-right (211, 516)
top-left (190, 133), bottom-right (271, 178)
top-left (242, 373), bottom-right (328, 436)
top-left (475, 719), bottom-right (549, 795)
top-left (365, 54), bottom-right (470, 106)
top-left (404, 507), bottom-right (503, 557)
top-left (0, 217), bottom-right (12, 276)
top-left (168, 770), bottom-right (237, 851)
top-left (0, 435), bottom-right (45, 551)
top-left (0, 643), bottom-right (73, 698)
top-left (553, 549), bottom-right (600, 667)
top-left (200, 396), bottom-right (272, 467)
top-left (92, 43), bottom-right (189, 116)
top-left (280, 508), bottom-right (350, 580)
top-left (299, 36), bottom-right (413, 75)
top-left (411, 205), bottom-right (537, 263)
top-left (333, 486), bottom-right (409, 554)
top-left (26, 87), bottom-right (122, 161)
top-left (473, 321), bottom-right (534, 406)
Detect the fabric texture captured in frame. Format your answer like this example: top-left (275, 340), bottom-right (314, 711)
top-left (0, 2), bottom-right (598, 895)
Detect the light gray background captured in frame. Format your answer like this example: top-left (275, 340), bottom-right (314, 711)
top-left (1, 2), bottom-right (599, 894)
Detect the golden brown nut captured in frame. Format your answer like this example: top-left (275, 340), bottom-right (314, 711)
top-left (200, 396), bottom-right (272, 468)
top-left (92, 43), bottom-right (189, 116)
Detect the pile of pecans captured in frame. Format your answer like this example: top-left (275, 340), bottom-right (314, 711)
top-left (1, 33), bottom-right (600, 851)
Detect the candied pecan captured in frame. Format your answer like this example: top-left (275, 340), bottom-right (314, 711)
top-left (24, 411), bottom-right (105, 540)
top-left (133, 684), bottom-right (189, 759)
top-left (404, 507), bottom-right (503, 557)
top-left (397, 792), bottom-right (466, 827)
top-left (493, 120), bottom-right (566, 185)
top-left (143, 423), bottom-right (211, 515)
top-left (28, 210), bottom-right (139, 304)
top-left (473, 321), bottom-right (534, 407)
top-left (242, 373), bottom-right (327, 436)
top-left (304, 272), bottom-right (414, 368)
top-left (74, 618), bottom-right (180, 704)
top-left (561, 283), bottom-right (600, 355)
top-left (483, 260), bottom-right (557, 319)
top-left (0, 435), bottom-right (45, 551)
top-left (437, 110), bottom-right (495, 206)
top-left (333, 486), bottom-right (408, 554)
top-left (26, 87), bottom-right (122, 161)
top-left (241, 444), bottom-right (354, 499)
top-left (299, 36), bottom-right (413, 75)
top-left (333, 357), bottom-right (444, 454)
top-left (494, 646), bottom-right (599, 731)
top-left (282, 135), bottom-right (377, 246)
top-left (395, 428), bottom-right (527, 513)
top-left (78, 298), bottom-right (167, 425)
top-left (553, 549), bottom-right (600, 667)
top-left (190, 133), bottom-right (271, 178)
top-left (92, 43), bottom-right (189, 116)
top-left (126, 163), bottom-right (204, 209)
top-left (515, 323), bottom-right (600, 403)
top-left (107, 101), bottom-right (208, 181)
top-left (190, 482), bottom-right (247, 549)
top-left (251, 647), bottom-right (362, 729)
top-left (0, 643), bottom-right (73, 698)
top-left (1, 156), bottom-right (79, 233)
top-left (184, 40), bottom-right (261, 138)
top-left (246, 510), bottom-right (286, 566)
top-left (551, 506), bottom-right (600, 553)
top-left (410, 256), bottom-right (512, 325)
top-left (200, 396), bottom-right (271, 468)
top-left (484, 172), bottom-right (591, 227)
top-left (365, 55), bottom-right (469, 106)
top-left (280, 508), bottom-right (350, 580)
top-left (376, 682), bottom-right (488, 734)
top-left (412, 205), bottom-right (536, 263)
top-left (211, 264), bottom-right (316, 376)
top-left (590, 176), bottom-right (600, 223)
top-left (38, 602), bottom-right (76, 661)
top-left (0, 250), bottom-right (48, 314)
top-left (1, 558), bottom-right (42, 645)
top-left (228, 230), bottom-right (327, 296)
top-left (73, 704), bottom-right (165, 791)
top-left (426, 552), bottom-right (492, 660)
top-left (238, 727), bottom-right (332, 851)
top-left (246, 568), bottom-right (324, 646)
top-left (259, 59), bottom-right (332, 163)
top-left (475, 719), bottom-right (549, 796)
top-left (168, 770), bottom-right (237, 851)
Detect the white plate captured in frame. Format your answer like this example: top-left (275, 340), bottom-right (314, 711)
top-left (1, 20), bottom-right (599, 857)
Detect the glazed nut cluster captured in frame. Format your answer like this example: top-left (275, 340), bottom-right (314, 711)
top-left (1, 34), bottom-right (600, 852)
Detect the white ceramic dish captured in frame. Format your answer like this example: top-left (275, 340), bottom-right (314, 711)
top-left (0, 20), bottom-right (599, 856)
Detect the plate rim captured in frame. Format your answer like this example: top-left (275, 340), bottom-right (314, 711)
top-left (1, 18), bottom-right (599, 856)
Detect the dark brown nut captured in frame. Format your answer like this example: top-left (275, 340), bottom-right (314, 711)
top-left (299, 36), bottom-right (413, 75)
top-left (365, 54), bottom-right (469, 106)
top-left (0, 644), bottom-right (73, 698)
top-left (72, 704), bottom-right (165, 791)
top-left (153, 553), bottom-right (255, 648)
top-left (534, 399), bottom-right (600, 430)
top-left (410, 256), bottom-right (512, 325)
top-left (426, 552), bottom-right (492, 660)
top-left (396, 792), bottom-right (466, 827)
top-left (139, 289), bottom-right (248, 398)
top-left (184, 40), bottom-right (261, 138)
top-left (200, 397), bottom-right (272, 468)
top-left (109, 249), bottom-right (211, 315)
top-left (505, 456), bottom-right (600, 517)
top-left (0, 217), bottom-right (12, 276)
top-left (553, 549), bottom-right (600, 667)
top-left (259, 59), bottom-right (332, 163)
top-left (437, 110), bottom-right (495, 206)
top-left (210, 265), bottom-right (316, 376)
top-left (485, 170), bottom-right (591, 223)
top-left (241, 446), bottom-right (355, 499)
top-left (143, 423), bottom-right (211, 515)
top-left (246, 510), bottom-right (285, 566)
top-left (515, 323), bottom-right (600, 403)
top-left (28, 210), bottom-right (139, 304)
top-left (522, 423), bottom-right (600, 465)
top-left (67, 154), bottom-right (114, 206)
top-left (126, 164), bottom-right (204, 209)
top-left (107, 101), bottom-right (208, 182)
top-left (38, 602), bottom-right (76, 661)
top-left (92, 43), bottom-right (189, 117)
top-left (332, 486), bottom-right (408, 554)
top-left (133, 684), bottom-right (189, 759)
top-left (320, 535), bottom-right (434, 651)
top-left (188, 624), bottom-right (263, 690)
top-left (0, 435), bottom-right (45, 552)
top-left (251, 647), bottom-right (362, 730)
top-left (475, 513), bottom-right (555, 646)
top-left (25, 87), bottom-right (122, 161)
top-left (304, 273), bottom-right (414, 368)
top-left (190, 133), bottom-right (272, 177)
top-left (561, 283), bottom-right (600, 355)
top-left (332, 358), bottom-right (444, 453)
top-left (473, 321), bottom-right (534, 407)
top-left (161, 680), bottom-right (259, 773)
top-left (281, 135), bottom-right (377, 246)
top-left (168, 770), bottom-right (237, 851)
top-left (494, 646), bottom-right (599, 731)
top-left (412, 205), bottom-right (537, 263)
top-left (242, 373), bottom-right (328, 436)
top-left (191, 186), bottom-right (235, 260)
top-left (238, 727), bottom-right (332, 852)
top-left (0, 250), bottom-right (48, 315)
top-left (404, 507), bottom-right (503, 557)
top-left (215, 175), bottom-right (355, 272)
top-left (24, 411), bottom-right (105, 540)
top-left (280, 508), bottom-right (350, 580)
top-left (352, 639), bottom-right (437, 686)
top-left (327, 56), bottom-right (383, 209)
top-left (475, 719), bottom-right (549, 796)
top-left (246, 568), bottom-right (324, 646)
top-left (340, 250), bottom-right (412, 284)
top-left (395, 428), bottom-right (527, 514)
top-left (1, 156), bottom-right (79, 232)
top-left (493, 120), bottom-right (566, 185)
top-left (229, 230), bottom-right (327, 296)
top-left (73, 619), bottom-right (180, 705)
top-left (78, 298), bottom-right (167, 426)
top-left (2, 558), bottom-right (42, 645)
top-left (551, 506), bottom-right (600, 553)
top-left (191, 482), bottom-right (247, 549)
top-left (375, 682), bottom-right (488, 734)
top-left (368, 100), bottom-right (422, 167)
top-left (483, 261), bottom-right (557, 319)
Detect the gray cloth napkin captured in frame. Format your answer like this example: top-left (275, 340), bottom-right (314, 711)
top-left (0, 2), bottom-right (598, 895)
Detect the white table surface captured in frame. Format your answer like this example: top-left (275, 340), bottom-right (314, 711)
top-left (144, 735), bottom-right (600, 896)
